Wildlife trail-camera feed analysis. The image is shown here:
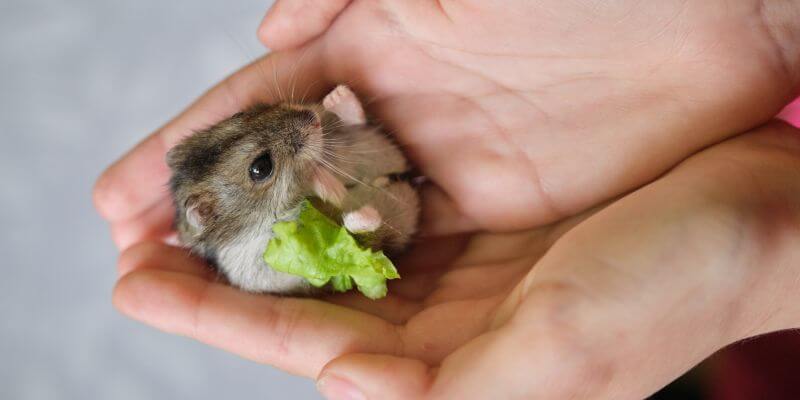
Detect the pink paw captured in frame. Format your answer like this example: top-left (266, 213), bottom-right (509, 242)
top-left (343, 205), bottom-right (382, 233)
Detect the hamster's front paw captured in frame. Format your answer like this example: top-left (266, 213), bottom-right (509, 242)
top-left (343, 205), bottom-right (382, 233)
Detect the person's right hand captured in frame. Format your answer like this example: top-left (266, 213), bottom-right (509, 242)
top-left (111, 123), bottom-right (800, 399)
top-left (95, 0), bottom-right (800, 250)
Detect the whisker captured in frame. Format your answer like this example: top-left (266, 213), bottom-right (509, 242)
top-left (270, 56), bottom-right (285, 102)
top-left (288, 46), bottom-right (313, 104)
top-left (316, 158), bottom-right (404, 203)
top-left (299, 79), bottom-right (322, 104)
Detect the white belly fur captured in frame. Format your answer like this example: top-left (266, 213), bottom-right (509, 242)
top-left (214, 221), bottom-right (314, 295)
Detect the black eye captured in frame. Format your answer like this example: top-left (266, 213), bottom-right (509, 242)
top-left (249, 152), bottom-right (273, 182)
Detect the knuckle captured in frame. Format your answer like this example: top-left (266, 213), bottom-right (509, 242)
top-left (92, 169), bottom-right (116, 218)
top-left (93, 163), bottom-right (139, 221)
top-left (117, 241), bottom-right (164, 275)
top-left (256, 17), bottom-right (272, 44)
top-left (257, 298), bottom-right (304, 359)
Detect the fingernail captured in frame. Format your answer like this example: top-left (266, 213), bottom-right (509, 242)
top-left (317, 375), bottom-right (366, 400)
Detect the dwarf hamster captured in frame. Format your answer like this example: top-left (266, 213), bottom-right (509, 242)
top-left (166, 85), bottom-right (419, 295)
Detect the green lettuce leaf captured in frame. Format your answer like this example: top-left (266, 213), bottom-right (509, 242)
top-left (263, 200), bottom-right (399, 299)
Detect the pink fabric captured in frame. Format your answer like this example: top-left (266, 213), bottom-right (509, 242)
top-left (713, 331), bottom-right (800, 400)
top-left (778, 97), bottom-right (800, 127)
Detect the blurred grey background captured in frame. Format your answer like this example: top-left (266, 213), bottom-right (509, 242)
top-left (0, 0), bottom-right (321, 398)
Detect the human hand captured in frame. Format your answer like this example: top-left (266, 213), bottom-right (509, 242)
top-left (95, 0), bottom-right (800, 245)
top-left (112, 123), bottom-right (800, 399)
top-left (93, 0), bottom-right (800, 398)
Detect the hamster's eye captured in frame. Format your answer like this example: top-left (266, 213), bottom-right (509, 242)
top-left (249, 152), bottom-right (274, 182)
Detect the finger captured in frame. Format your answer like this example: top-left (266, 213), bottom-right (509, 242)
top-left (317, 354), bottom-right (432, 400)
top-left (392, 230), bottom-right (549, 304)
top-left (319, 316), bottom-right (607, 400)
top-left (385, 270), bottom-right (444, 302)
top-left (117, 241), bottom-right (422, 353)
top-left (94, 46), bottom-right (328, 225)
top-left (257, 0), bottom-right (353, 50)
top-left (113, 269), bottom-right (401, 377)
top-left (110, 196), bottom-right (175, 250)
top-left (324, 292), bottom-right (423, 324)
top-left (321, 328), bottom-right (548, 400)
top-left (93, 128), bottom-right (173, 223)
top-left (115, 239), bottom-right (500, 369)
top-left (117, 241), bottom-right (213, 279)
top-left (375, 233), bottom-right (470, 302)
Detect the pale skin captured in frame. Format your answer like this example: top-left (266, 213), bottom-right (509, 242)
top-left (94, 1), bottom-right (800, 399)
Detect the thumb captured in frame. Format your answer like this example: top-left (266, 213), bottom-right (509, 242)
top-left (258, 0), bottom-right (353, 50)
top-left (316, 354), bottom-right (433, 400)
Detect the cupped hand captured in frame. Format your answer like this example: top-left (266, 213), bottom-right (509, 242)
top-left (94, 1), bottom-right (800, 399)
top-left (113, 123), bottom-right (800, 399)
top-left (95, 0), bottom-right (800, 245)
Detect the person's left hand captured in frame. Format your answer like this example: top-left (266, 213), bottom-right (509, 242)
top-left (94, 0), bottom-right (800, 248)
top-left (112, 122), bottom-right (800, 399)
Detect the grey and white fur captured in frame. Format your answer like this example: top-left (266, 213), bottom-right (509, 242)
top-left (166, 85), bottom-right (419, 295)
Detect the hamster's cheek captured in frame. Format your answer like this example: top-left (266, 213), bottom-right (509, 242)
top-left (298, 137), bottom-right (324, 164)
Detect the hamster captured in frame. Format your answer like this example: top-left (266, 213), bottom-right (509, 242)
top-left (166, 85), bottom-right (419, 296)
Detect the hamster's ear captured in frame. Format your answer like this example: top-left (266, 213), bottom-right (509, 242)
top-left (185, 204), bottom-right (203, 230)
top-left (184, 194), bottom-right (215, 232)
top-left (322, 85), bottom-right (366, 125)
